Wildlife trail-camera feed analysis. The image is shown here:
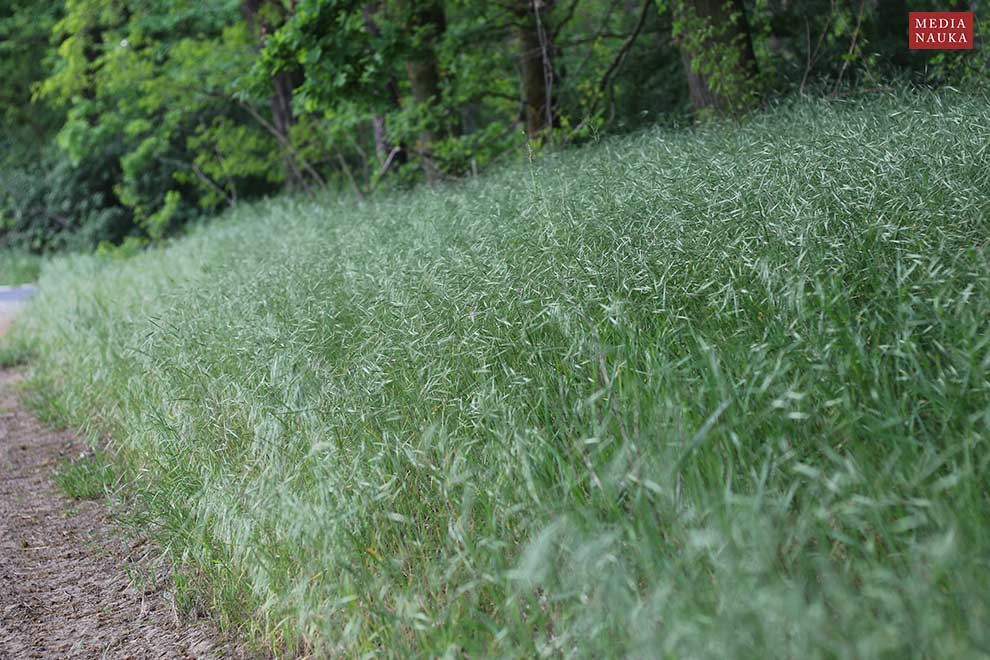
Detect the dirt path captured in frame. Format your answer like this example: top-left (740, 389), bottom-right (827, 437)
top-left (0, 307), bottom-right (248, 657)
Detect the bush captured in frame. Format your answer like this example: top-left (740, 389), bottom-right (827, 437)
top-left (0, 147), bottom-right (132, 252)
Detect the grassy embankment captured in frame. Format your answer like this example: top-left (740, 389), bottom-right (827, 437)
top-left (6, 90), bottom-right (990, 657)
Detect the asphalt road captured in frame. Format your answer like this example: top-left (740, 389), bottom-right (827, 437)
top-left (0, 285), bottom-right (36, 335)
top-left (0, 285), bottom-right (37, 304)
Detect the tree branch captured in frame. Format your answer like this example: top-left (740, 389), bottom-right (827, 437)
top-left (833, 0), bottom-right (867, 96)
top-left (571, 0), bottom-right (653, 136)
top-left (234, 97), bottom-right (326, 190)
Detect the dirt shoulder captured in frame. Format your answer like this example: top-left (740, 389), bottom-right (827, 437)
top-left (0, 334), bottom-right (248, 656)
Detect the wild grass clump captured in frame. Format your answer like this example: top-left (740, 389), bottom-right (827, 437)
top-left (55, 450), bottom-right (116, 500)
top-left (8, 89), bottom-right (990, 657)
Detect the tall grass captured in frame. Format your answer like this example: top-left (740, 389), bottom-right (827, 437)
top-left (7, 89), bottom-right (990, 657)
top-left (0, 248), bottom-right (42, 285)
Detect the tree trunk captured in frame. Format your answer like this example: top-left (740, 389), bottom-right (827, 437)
top-left (371, 115), bottom-right (389, 163)
top-left (242, 0), bottom-right (307, 189)
top-left (403, 0), bottom-right (447, 182)
top-left (516, 0), bottom-right (556, 141)
top-left (270, 69), bottom-right (307, 189)
top-left (363, 5), bottom-right (408, 170)
top-left (673, 0), bottom-right (758, 114)
top-left (679, 48), bottom-right (720, 111)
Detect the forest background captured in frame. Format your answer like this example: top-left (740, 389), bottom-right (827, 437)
top-left (0, 0), bottom-right (985, 252)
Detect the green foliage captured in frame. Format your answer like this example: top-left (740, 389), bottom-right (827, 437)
top-left (750, 0), bottom-right (988, 94)
top-left (256, 0), bottom-right (692, 181)
top-left (11, 90), bottom-right (990, 656)
top-left (258, 0), bottom-right (393, 110)
top-left (1, 146), bottom-right (130, 251)
top-left (921, 0), bottom-right (990, 87)
top-left (0, 1), bottom-right (62, 147)
top-left (37, 0), bottom-right (280, 239)
top-left (3, 0), bottom-right (986, 250)
top-left (0, 248), bottom-right (43, 284)
top-left (96, 234), bottom-right (148, 259)
top-left (671, 0), bottom-right (762, 115)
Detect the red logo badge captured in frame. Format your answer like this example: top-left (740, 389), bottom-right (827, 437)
top-left (909, 12), bottom-right (974, 49)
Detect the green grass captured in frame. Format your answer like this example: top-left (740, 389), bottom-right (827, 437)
top-left (0, 248), bottom-right (42, 285)
top-left (0, 341), bottom-right (33, 367)
top-left (55, 450), bottom-right (116, 500)
top-left (8, 89), bottom-right (990, 657)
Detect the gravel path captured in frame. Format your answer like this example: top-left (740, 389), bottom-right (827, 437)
top-left (0, 303), bottom-right (249, 658)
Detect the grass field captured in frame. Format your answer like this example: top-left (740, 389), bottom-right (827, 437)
top-left (7, 89), bottom-right (990, 657)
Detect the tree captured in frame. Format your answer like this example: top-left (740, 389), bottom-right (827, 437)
top-left (38, 0), bottom-right (284, 237)
top-left (670, 0), bottom-right (759, 115)
top-left (362, 3), bottom-right (406, 170)
top-left (241, 0), bottom-right (311, 190)
top-left (400, 0), bottom-right (450, 181)
top-left (0, 1), bottom-right (63, 149)
top-left (515, 0), bottom-right (558, 141)
top-left (6, 0), bottom-right (958, 253)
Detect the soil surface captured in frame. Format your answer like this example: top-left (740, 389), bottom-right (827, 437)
top-left (0, 305), bottom-right (248, 658)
